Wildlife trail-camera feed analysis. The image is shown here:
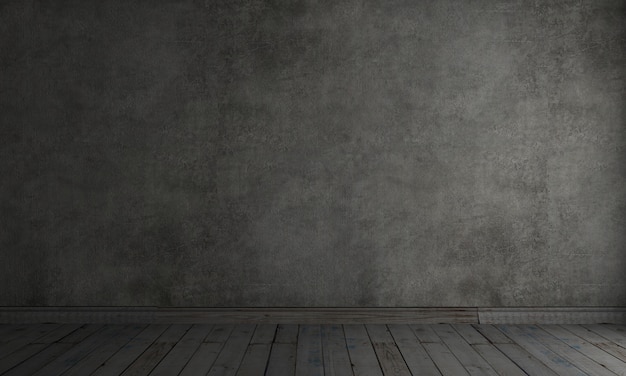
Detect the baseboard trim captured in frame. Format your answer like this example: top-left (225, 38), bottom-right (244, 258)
top-left (0, 307), bottom-right (623, 324)
top-left (477, 307), bottom-right (626, 324)
top-left (0, 307), bottom-right (477, 324)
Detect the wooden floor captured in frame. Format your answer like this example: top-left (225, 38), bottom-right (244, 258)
top-left (0, 323), bottom-right (625, 375)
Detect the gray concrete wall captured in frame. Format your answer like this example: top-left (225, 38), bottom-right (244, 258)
top-left (1, 0), bottom-right (624, 307)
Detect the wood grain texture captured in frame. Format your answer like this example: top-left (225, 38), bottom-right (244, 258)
top-left (32, 324), bottom-right (127, 376)
top-left (387, 324), bottom-right (441, 375)
top-left (2, 307), bottom-right (624, 324)
top-left (0, 307), bottom-right (479, 324)
top-left (490, 343), bottom-right (559, 376)
top-left (0, 324), bottom-right (60, 359)
top-left (1, 323), bottom-right (625, 375)
top-left (422, 343), bottom-right (470, 376)
top-left (321, 324), bottom-right (353, 376)
top-left (431, 324), bottom-right (499, 376)
top-left (90, 324), bottom-right (169, 376)
top-left (471, 344), bottom-right (526, 376)
top-left (63, 324), bottom-right (147, 376)
top-left (149, 324), bottom-right (212, 376)
top-left (266, 343), bottom-right (297, 376)
top-left (0, 343), bottom-right (47, 374)
top-left (3, 343), bottom-right (74, 376)
top-left (207, 324), bottom-right (255, 376)
top-left (119, 324), bottom-right (190, 376)
top-left (236, 343), bottom-right (272, 376)
top-left (472, 324), bottom-right (513, 344)
top-left (344, 324), bottom-right (383, 376)
top-left (476, 325), bottom-right (556, 375)
top-left (236, 324), bottom-right (277, 375)
top-left (540, 324), bottom-right (626, 376)
top-left (275, 324), bottom-right (299, 344)
top-left (496, 325), bottom-right (588, 375)
top-left (584, 324), bottom-right (626, 348)
top-left (562, 324), bottom-right (626, 361)
top-left (179, 343), bottom-right (224, 376)
top-left (522, 325), bottom-right (616, 376)
top-left (452, 324), bottom-right (489, 345)
top-left (365, 324), bottom-right (411, 376)
top-left (178, 325), bottom-right (235, 376)
top-left (295, 325), bottom-right (324, 376)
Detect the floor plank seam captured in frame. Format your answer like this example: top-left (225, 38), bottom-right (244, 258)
top-left (1, 323), bottom-right (625, 375)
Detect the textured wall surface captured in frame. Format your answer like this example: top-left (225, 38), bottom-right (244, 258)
top-left (1, 0), bottom-right (625, 307)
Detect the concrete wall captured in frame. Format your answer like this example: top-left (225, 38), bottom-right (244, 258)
top-left (1, 0), bottom-right (624, 307)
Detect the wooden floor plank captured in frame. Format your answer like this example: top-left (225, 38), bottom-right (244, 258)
top-left (0, 324), bottom-right (85, 373)
top-left (63, 324), bottom-right (147, 376)
top-left (562, 324), bottom-right (626, 364)
top-left (455, 325), bottom-right (527, 375)
top-left (266, 342), bottom-right (297, 376)
top-left (206, 325), bottom-right (236, 343)
top-left (0, 324), bottom-right (59, 358)
top-left (251, 324), bottom-right (277, 344)
top-left (387, 324), bottom-right (441, 376)
top-left (90, 324), bottom-right (169, 376)
top-left (0, 323), bottom-right (59, 342)
top-left (472, 324), bottom-right (514, 344)
top-left (477, 325), bottom-right (557, 375)
top-left (523, 324), bottom-right (616, 376)
top-left (236, 325), bottom-right (278, 376)
top-left (422, 343), bottom-right (470, 376)
top-left (0, 324), bottom-right (18, 337)
top-left (365, 324), bottom-right (411, 376)
top-left (31, 324), bottom-right (128, 376)
top-left (150, 324), bottom-right (213, 376)
top-left (0, 343), bottom-right (48, 374)
top-left (179, 342), bottom-right (225, 376)
top-left (295, 324), bottom-right (324, 376)
top-left (453, 324), bottom-right (489, 345)
top-left (207, 324), bottom-right (256, 376)
top-left (178, 325), bottom-right (234, 376)
top-left (2, 322), bottom-right (625, 376)
top-left (2, 343), bottom-right (74, 376)
top-left (411, 324), bottom-right (442, 343)
top-left (59, 323), bottom-right (104, 343)
top-left (541, 324), bottom-right (626, 376)
top-left (321, 324), bottom-right (353, 376)
top-left (33, 324), bottom-right (83, 344)
top-left (410, 325), bottom-right (470, 376)
top-left (584, 324), bottom-right (626, 348)
top-left (0, 324), bottom-right (39, 343)
top-left (493, 343), bottom-right (559, 375)
top-left (120, 324), bottom-right (190, 376)
top-left (265, 323), bottom-right (299, 375)
top-left (275, 324), bottom-right (299, 344)
top-left (471, 344), bottom-right (526, 376)
top-left (432, 324), bottom-right (499, 376)
top-left (236, 343), bottom-right (272, 376)
top-left (343, 324), bottom-right (383, 376)
top-left (497, 325), bottom-right (587, 376)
